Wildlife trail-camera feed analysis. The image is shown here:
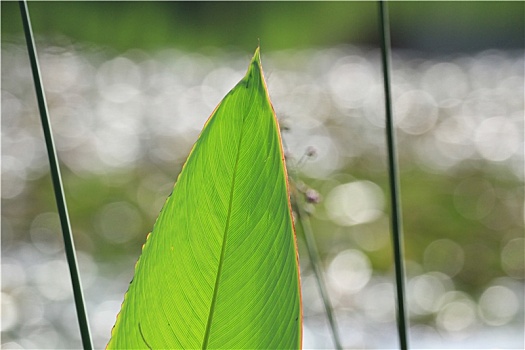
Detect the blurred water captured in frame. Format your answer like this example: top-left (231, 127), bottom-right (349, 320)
top-left (1, 40), bottom-right (524, 349)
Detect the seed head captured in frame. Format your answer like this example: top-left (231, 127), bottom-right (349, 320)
top-left (305, 146), bottom-right (317, 158)
top-left (305, 188), bottom-right (321, 204)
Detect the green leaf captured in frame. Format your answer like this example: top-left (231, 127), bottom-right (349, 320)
top-left (107, 48), bottom-right (302, 349)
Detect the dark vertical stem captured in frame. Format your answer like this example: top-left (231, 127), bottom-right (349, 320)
top-left (18, 1), bottom-right (93, 349)
top-left (294, 203), bottom-right (343, 350)
top-left (378, 1), bottom-right (409, 349)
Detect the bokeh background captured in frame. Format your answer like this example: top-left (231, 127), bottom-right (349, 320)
top-left (2, 1), bottom-right (524, 349)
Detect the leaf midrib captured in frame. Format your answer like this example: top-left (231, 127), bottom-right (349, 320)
top-left (201, 105), bottom-right (249, 349)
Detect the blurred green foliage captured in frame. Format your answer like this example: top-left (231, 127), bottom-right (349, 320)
top-left (2, 1), bottom-right (523, 53)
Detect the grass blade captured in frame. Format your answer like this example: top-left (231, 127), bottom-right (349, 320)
top-left (18, 1), bottom-right (93, 349)
top-left (378, 1), bottom-right (409, 349)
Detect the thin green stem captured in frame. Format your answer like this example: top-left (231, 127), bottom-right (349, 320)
top-left (293, 200), bottom-right (343, 350)
top-left (283, 139), bottom-right (343, 350)
top-left (18, 1), bottom-right (93, 349)
top-left (378, 1), bottom-right (409, 349)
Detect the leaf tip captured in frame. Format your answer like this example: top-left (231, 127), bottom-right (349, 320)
top-left (252, 45), bottom-right (261, 66)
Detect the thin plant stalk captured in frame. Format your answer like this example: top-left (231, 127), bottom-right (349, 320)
top-left (378, 1), bottom-right (409, 349)
top-left (293, 200), bottom-right (343, 350)
top-left (283, 140), bottom-right (343, 350)
top-left (18, 1), bottom-right (93, 349)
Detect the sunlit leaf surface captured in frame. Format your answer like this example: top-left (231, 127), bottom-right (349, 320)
top-left (107, 48), bottom-right (302, 349)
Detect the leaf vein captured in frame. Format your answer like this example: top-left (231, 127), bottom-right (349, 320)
top-left (201, 100), bottom-right (253, 349)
